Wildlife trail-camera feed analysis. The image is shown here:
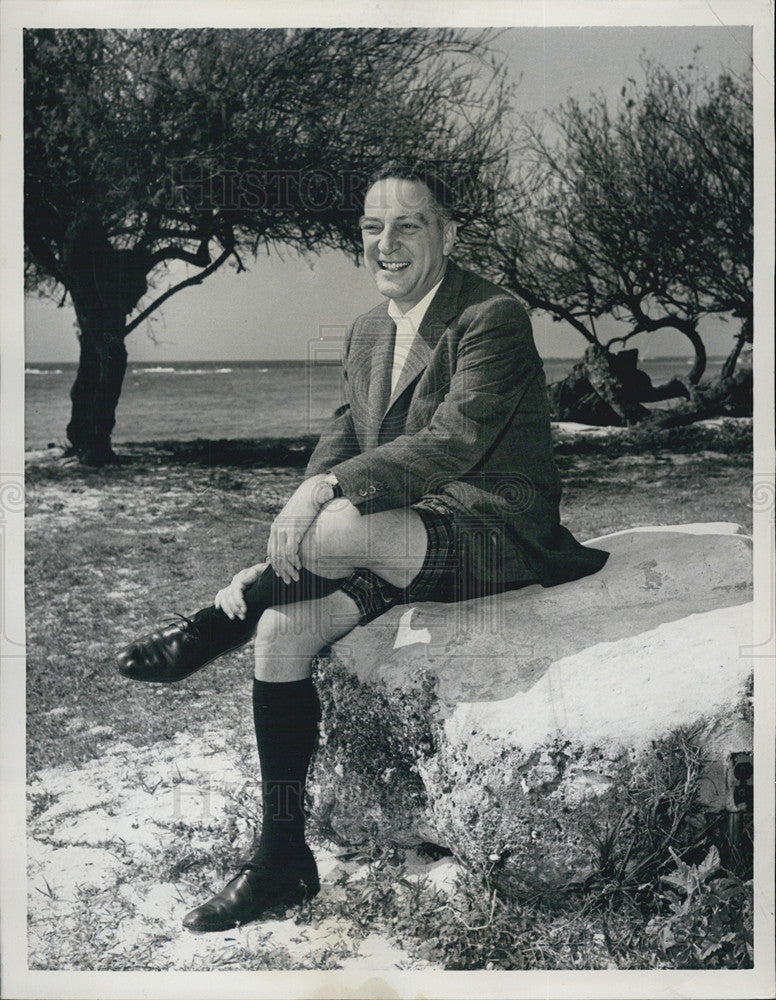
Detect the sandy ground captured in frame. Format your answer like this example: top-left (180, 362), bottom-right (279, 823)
top-left (27, 728), bottom-right (459, 971)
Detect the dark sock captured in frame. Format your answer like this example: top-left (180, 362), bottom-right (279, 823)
top-left (244, 565), bottom-right (344, 616)
top-left (192, 565), bottom-right (345, 638)
top-left (251, 677), bottom-right (320, 863)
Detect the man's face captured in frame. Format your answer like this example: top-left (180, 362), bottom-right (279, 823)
top-left (360, 177), bottom-right (457, 313)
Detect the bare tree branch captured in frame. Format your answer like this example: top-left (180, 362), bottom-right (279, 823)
top-left (124, 246), bottom-right (233, 336)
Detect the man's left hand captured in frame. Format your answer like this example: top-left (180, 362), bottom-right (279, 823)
top-left (266, 474), bottom-right (330, 584)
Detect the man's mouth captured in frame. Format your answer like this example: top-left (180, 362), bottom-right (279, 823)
top-left (377, 261), bottom-right (410, 272)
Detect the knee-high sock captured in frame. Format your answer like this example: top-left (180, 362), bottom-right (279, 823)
top-left (243, 565), bottom-right (344, 618)
top-left (252, 677), bottom-right (320, 862)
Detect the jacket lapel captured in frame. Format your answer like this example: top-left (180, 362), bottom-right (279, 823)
top-left (385, 331), bottom-right (432, 409)
top-left (363, 310), bottom-right (395, 450)
top-left (381, 260), bottom-right (463, 422)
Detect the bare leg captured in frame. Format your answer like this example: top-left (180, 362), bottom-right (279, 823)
top-left (116, 502), bottom-right (415, 685)
top-left (252, 589), bottom-right (362, 681)
top-left (299, 501), bottom-right (428, 589)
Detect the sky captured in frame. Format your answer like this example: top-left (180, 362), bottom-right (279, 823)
top-left (24, 25), bottom-right (753, 364)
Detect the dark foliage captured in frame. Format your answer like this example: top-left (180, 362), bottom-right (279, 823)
top-left (476, 57), bottom-right (753, 424)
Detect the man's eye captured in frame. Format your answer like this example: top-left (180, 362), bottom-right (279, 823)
top-left (401, 224), bottom-right (419, 231)
top-left (360, 225), bottom-right (381, 235)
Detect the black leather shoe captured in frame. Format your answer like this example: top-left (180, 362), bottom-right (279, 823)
top-left (116, 607), bottom-right (255, 684)
top-left (182, 849), bottom-right (320, 933)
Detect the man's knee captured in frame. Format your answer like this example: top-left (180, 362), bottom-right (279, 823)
top-left (254, 607), bottom-right (319, 653)
top-left (253, 608), bottom-right (324, 680)
top-left (252, 593), bottom-right (362, 681)
top-left (299, 500), bottom-right (362, 578)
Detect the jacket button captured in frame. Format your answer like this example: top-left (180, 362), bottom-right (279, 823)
top-left (368, 486), bottom-right (377, 494)
top-left (358, 488), bottom-right (367, 497)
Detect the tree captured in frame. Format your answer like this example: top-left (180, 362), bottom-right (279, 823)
top-left (24, 28), bottom-right (510, 463)
top-left (473, 57), bottom-right (753, 425)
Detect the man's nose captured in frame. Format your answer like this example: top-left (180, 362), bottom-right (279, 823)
top-left (377, 226), bottom-right (399, 255)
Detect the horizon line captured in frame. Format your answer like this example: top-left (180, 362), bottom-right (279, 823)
top-left (25, 354), bottom-right (729, 365)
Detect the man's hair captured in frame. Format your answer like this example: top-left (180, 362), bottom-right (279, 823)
top-left (366, 160), bottom-right (457, 226)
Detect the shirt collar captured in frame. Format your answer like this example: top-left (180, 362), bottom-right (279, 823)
top-left (386, 265), bottom-right (447, 329)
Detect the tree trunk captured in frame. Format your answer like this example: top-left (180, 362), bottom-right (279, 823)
top-left (65, 314), bottom-right (128, 465)
top-left (581, 344), bottom-right (650, 424)
top-left (61, 211), bottom-right (148, 465)
top-left (649, 368), bottom-right (753, 428)
top-left (720, 316), bottom-right (752, 381)
top-left (683, 325), bottom-right (707, 385)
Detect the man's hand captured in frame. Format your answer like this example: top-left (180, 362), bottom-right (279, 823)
top-left (266, 474), bottom-right (330, 584)
top-left (215, 563), bottom-right (266, 620)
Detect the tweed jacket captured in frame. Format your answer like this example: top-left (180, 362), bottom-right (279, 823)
top-left (306, 260), bottom-right (608, 588)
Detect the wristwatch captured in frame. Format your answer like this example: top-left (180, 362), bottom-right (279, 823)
top-left (322, 473), bottom-right (344, 504)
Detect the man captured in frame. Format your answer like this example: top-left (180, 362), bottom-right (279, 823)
top-left (118, 162), bottom-right (608, 933)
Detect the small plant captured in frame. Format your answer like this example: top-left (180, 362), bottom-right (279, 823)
top-left (645, 846), bottom-right (753, 968)
top-left (27, 788), bottom-right (58, 822)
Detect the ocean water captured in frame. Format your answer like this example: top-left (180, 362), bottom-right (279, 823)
top-left (24, 357), bottom-right (723, 450)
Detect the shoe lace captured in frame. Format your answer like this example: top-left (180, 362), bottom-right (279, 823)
top-left (165, 613), bottom-right (203, 642)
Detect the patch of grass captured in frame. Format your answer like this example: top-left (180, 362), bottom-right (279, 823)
top-left (306, 796), bottom-right (752, 970)
top-left (146, 436), bottom-right (319, 467)
top-left (552, 418), bottom-right (752, 456)
top-left (28, 870), bottom-right (299, 971)
top-left (27, 776), bottom-right (336, 971)
top-left (556, 449), bottom-right (752, 539)
top-left (25, 455), bottom-right (298, 774)
top-left (27, 788), bottom-right (59, 822)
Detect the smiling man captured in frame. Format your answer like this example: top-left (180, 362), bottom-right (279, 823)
top-left (117, 161), bottom-right (608, 932)
top-left (362, 173), bottom-right (456, 310)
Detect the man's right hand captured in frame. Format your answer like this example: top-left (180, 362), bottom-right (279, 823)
top-left (266, 474), bottom-right (330, 585)
top-left (214, 563), bottom-right (267, 620)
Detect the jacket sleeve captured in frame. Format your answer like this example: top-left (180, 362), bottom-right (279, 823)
top-left (328, 297), bottom-right (541, 509)
top-left (304, 322), bottom-right (361, 477)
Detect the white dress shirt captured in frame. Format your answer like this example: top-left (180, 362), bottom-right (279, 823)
top-left (386, 274), bottom-right (445, 398)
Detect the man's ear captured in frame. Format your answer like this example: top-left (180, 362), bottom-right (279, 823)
top-left (442, 221), bottom-right (458, 256)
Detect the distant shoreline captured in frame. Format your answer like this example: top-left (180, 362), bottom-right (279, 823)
top-left (25, 355), bottom-right (730, 371)
top-left (23, 358), bottom-right (736, 450)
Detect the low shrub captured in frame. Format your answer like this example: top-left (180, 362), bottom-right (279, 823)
top-left (644, 846), bottom-right (753, 968)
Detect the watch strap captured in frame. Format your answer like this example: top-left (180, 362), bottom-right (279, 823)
top-left (324, 474), bottom-right (344, 501)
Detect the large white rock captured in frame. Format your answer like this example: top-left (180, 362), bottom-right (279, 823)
top-left (310, 525), bottom-right (753, 891)
top-left (447, 602), bottom-right (752, 757)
